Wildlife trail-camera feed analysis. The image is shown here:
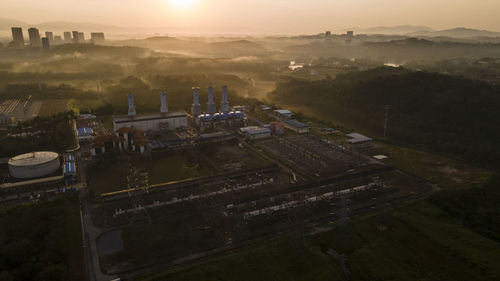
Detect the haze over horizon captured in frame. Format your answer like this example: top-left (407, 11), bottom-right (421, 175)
top-left (2, 0), bottom-right (500, 34)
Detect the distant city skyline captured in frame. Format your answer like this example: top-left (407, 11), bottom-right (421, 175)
top-left (1, 0), bottom-right (500, 34)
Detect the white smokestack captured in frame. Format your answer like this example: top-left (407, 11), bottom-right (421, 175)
top-left (193, 87), bottom-right (200, 106)
top-left (191, 87), bottom-right (201, 117)
top-left (222, 85), bottom-right (228, 103)
top-left (207, 86), bottom-right (216, 115)
top-left (221, 85), bottom-right (230, 113)
top-left (160, 91), bottom-right (168, 113)
top-left (128, 93), bottom-right (136, 116)
top-left (208, 86), bottom-right (214, 104)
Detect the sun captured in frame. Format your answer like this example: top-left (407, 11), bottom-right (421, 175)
top-left (167, 0), bottom-right (198, 10)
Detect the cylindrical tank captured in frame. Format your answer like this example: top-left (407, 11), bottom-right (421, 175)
top-left (8, 151), bottom-right (60, 179)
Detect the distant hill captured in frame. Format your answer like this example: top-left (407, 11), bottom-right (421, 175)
top-left (200, 40), bottom-right (270, 57)
top-left (0, 17), bottom-right (123, 32)
top-left (271, 67), bottom-right (500, 166)
top-left (361, 25), bottom-right (435, 35)
top-left (409, 27), bottom-right (500, 38)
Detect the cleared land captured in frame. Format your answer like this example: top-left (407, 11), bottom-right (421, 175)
top-left (87, 143), bottom-right (270, 196)
top-left (369, 142), bottom-right (491, 189)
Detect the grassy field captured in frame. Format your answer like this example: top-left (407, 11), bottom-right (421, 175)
top-left (88, 153), bottom-right (216, 195)
top-left (369, 142), bottom-right (491, 189)
top-left (138, 200), bottom-right (500, 281)
top-left (0, 194), bottom-right (85, 281)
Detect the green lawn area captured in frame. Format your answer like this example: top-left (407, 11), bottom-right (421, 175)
top-left (0, 194), bottom-right (85, 281)
top-left (369, 142), bottom-right (491, 189)
top-left (138, 200), bottom-right (500, 281)
top-left (88, 153), bottom-right (215, 195)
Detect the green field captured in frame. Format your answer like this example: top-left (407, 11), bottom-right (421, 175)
top-left (87, 153), bottom-right (216, 195)
top-left (138, 200), bottom-right (500, 281)
top-left (0, 195), bottom-right (85, 281)
top-left (370, 142), bottom-right (491, 189)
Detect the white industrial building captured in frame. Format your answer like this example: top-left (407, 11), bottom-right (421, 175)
top-left (114, 112), bottom-right (188, 132)
top-left (113, 93), bottom-right (188, 132)
top-left (240, 126), bottom-right (272, 140)
top-left (273, 109), bottom-right (293, 119)
top-left (347, 133), bottom-right (373, 149)
top-left (8, 151), bottom-right (60, 179)
top-left (284, 119), bottom-right (309, 134)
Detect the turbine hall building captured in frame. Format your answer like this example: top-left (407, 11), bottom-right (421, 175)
top-left (113, 92), bottom-right (188, 132)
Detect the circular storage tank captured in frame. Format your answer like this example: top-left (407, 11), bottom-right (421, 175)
top-left (8, 151), bottom-right (60, 179)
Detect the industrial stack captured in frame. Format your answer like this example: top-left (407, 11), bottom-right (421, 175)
top-left (113, 92), bottom-right (188, 132)
top-left (207, 86), bottom-right (217, 115)
top-left (220, 85), bottom-right (230, 114)
top-left (191, 87), bottom-right (201, 117)
top-left (128, 93), bottom-right (136, 116)
top-left (160, 91), bottom-right (168, 113)
top-left (194, 85), bottom-right (246, 126)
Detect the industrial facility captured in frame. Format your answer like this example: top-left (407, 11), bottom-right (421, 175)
top-left (113, 93), bottom-right (188, 132)
top-left (0, 95), bottom-right (39, 126)
top-left (193, 86), bottom-right (246, 126)
top-left (8, 151), bottom-right (60, 179)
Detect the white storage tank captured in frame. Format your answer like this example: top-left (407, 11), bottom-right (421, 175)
top-left (8, 151), bottom-right (60, 179)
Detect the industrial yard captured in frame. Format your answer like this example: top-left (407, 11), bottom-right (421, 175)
top-left (0, 95), bottom-right (42, 127)
top-left (0, 86), bottom-right (474, 281)
top-left (32, 87), bottom-right (437, 280)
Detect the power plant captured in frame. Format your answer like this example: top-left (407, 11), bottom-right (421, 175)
top-left (113, 92), bottom-right (187, 132)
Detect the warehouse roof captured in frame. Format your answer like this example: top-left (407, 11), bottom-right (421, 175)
top-left (274, 109), bottom-right (293, 115)
top-left (347, 133), bottom-right (372, 143)
top-left (284, 119), bottom-right (308, 128)
top-left (114, 111), bottom-right (187, 123)
top-left (8, 151), bottom-right (59, 167)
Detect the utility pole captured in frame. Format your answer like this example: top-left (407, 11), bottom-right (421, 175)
top-left (384, 105), bottom-right (391, 139)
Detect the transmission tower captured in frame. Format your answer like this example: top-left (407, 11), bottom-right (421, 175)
top-left (384, 105), bottom-right (391, 139)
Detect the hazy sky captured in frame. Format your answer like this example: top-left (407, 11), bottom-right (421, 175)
top-left (2, 0), bottom-right (500, 34)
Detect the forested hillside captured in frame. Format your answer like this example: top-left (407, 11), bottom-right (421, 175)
top-left (271, 67), bottom-right (500, 166)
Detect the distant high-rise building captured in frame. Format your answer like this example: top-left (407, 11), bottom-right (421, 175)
top-left (41, 37), bottom-right (50, 51)
top-left (63, 31), bottom-right (72, 42)
top-left (72, 31), bottom-right (80, 43)
top-left (28, 28), bottom-right (41, 47)
top-left (325, 31), bottom-right (331, 37)
top-left (11, 27), bottom-right (24, 47)
top-left (346, 30), bottom-right (354, 43)
top-left (45, 31), bottom-right (54, 43)
top-left (90, 32), bottom-right (105, 42)
top-left (78, 32), bottom-right (85, 42)
top-left (54, 35), bottom-right (62, 43)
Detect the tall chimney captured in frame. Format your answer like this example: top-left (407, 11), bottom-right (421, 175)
top-left (127, 93), bottom-right (136, 116)
top-left (160, 91), bottom-right (168, 113)
top-left (220, 85), bottom-right (230, 113)
top-left (207, 86), bottom-right (216, 115)
top-left (191, 87), bottom-right (201, 117)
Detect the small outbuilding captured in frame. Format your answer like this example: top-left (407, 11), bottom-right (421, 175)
top-left (347, 133), bottom-right (373, 149)
top-left (284, 119), bottom-right (309, 134)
